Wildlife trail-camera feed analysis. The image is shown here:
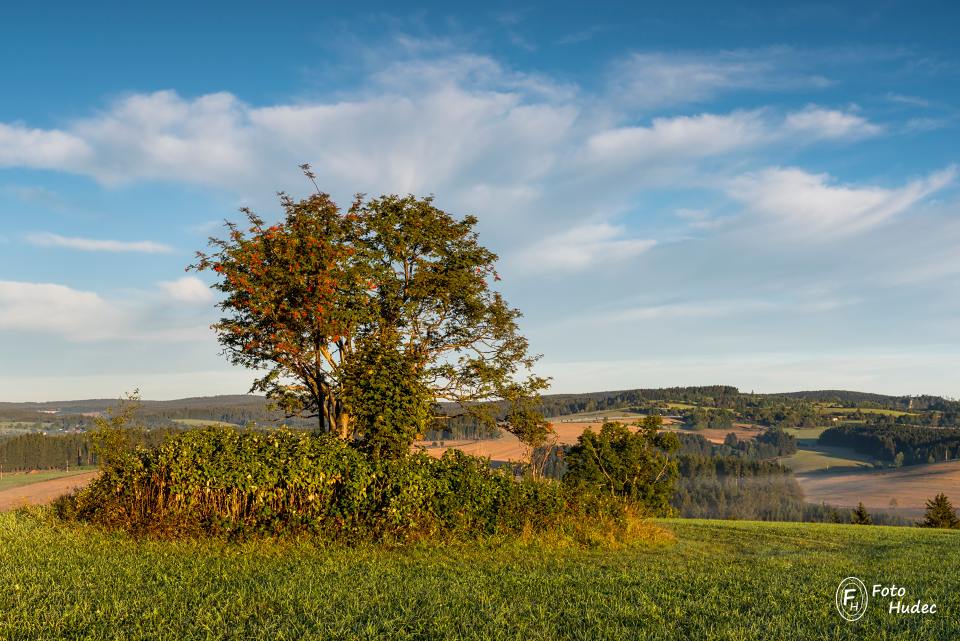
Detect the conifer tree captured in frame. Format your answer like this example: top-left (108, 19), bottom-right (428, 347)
top-left (851, 502), bottom-right (872, 525)
top-left (918, 493), bottom-right (960, 528)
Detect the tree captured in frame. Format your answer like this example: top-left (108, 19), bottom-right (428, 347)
top-left (918, 493), bottom-right (960, 529)
top-left (563, 417), bottom-right (679, 515)
top-left (339, 333), bottom-right (431, 460)
top-left (191, 169), bottom-right (547, 438)
top-left (501, 384), bottom-right (554, 478)
top-left (851, 502), bottom-right (873, 525)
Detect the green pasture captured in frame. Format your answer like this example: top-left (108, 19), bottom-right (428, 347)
top-left (1, 513), bottom-right (957, 640)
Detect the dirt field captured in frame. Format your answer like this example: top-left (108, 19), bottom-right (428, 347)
top-left (416, 419), bottom-right (764, 463)
top-left (0, 471), bottom-right (98, 511)
top-left (797, 460), bottom-right (960, 519)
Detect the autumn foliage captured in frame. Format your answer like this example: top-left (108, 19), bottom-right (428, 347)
top-left (191, 171), bottom-right (547, 452)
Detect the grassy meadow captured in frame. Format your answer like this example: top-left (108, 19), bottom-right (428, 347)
top-left (2, 511), bottom-right (958, 640)
top-left (778, 445), bottom-right (874, 474)
top-left (0, 468), bottom-right (97, 492)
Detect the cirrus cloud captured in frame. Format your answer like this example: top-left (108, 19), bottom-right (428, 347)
top-left (26, 232), bottom-right (174, 253)
top-left (729, 165), bottom-right (957, 236)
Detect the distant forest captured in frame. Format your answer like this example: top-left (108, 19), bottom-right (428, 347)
top-left (820, 424), bottom-right (960, 465)
top-left (3, 385), bottom-right (958, 433)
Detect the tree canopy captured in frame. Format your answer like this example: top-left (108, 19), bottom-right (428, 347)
top-left (192, 173), bottom-right (546, 443)
top-left (563, 417), bottom-right (679, 515)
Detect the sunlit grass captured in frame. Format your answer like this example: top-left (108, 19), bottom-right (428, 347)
top-left (779, 445), bottom-right (874, 474)
top-left (2, 511), bottom-right (958, 640)
top-left (0, 467), bottom-right (97, 492)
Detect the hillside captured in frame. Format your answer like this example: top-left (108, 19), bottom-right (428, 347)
top-left (1, 513), bottom-right (956, 639)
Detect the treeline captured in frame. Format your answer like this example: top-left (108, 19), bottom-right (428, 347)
top-left (675, 430), bottom-right (797, 460)
top-left (820, 425), bottom-right (960, 465)
top-left (734, 400), bottom-right (819, 428)
top-left (771, 390), bottom-right (907, 408)
top-left (0, 429), bottom-right (179, 471)
top-left (673, 455), bottom-right (808, 520)
top-left (424, 413), bottom-right (501, 441)
top-left (864, 409), bottom-right (960, 429)
top-left (671, 453), bottom-right (907, 525)
top-left (536, 386), bottom-right (738, 417)
top-left (682, 408), bottom-right (734, 430)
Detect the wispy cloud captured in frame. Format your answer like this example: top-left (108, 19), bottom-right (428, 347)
top-left (609, 49), bottom-right (831, 110)
top-left (515, 223), bottom-right (655, 272)
top-left (585, 106), bottom-right (881, 167)
top-left (783, 106), bottom-right (883, 139)
top-left (729, 165), bottom-right (957, 237)
top-left (885, 92), bottom-right (931, 108)
top-left (25, 232), bottom-right (174, 253)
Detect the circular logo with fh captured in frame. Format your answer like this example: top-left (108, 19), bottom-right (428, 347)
top-left (836, 577), bottom-right (869, 621)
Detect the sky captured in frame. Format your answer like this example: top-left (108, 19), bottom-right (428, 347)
top-left (1, 1), bottom-right (960, 401)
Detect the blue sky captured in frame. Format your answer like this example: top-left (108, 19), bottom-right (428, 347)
top-left (2, 1), bottom-right (960, 401)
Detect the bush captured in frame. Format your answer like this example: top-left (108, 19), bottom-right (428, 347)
top-left (563, 419), bottom-right (679, 516)
top-left (57, 427), bottom-right (630, 543)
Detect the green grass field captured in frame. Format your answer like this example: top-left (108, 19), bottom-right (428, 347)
top-left (172, 418), bottom-right (241, 428)
top-left (1, 512), bottom-right (957, 640)
top-left (815, 406), bottom-right (915, 417)
top-left (548, 408), bottom-right (647, 421)
top-left (778, 445), bottom-right (874, 474)
top-left (0, 467), bottom-right (97, 492)
top-left (782, 425), bottom-right (833, 439)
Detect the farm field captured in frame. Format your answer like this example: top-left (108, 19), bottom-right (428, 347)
top-left (782, 425), bottom-right (832, 441)
top-left (815, 406), bottom-right (915, 417)
top-left (547, 408), bottom-right (647, 422)
top-left (778, 444), bottom-right (874, 474)
top-left (0, 467), bottom-right (97, 493)
top-left (0, 471), bottom-right (99, 512)
top-left (663, 422), bottom-right (764, 444)
top-left (797, 459), bottom-right (960, 519)
top-left (172, 419), bottom-right (241, 428)
top-left (1, 513), bottom-right (957, 640)
top-left (417, 417), bottom-right (756, 463)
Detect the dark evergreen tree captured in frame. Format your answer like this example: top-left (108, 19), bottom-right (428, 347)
top-left (918, 493), bottom-right (960, 529)
top-left (851, 502), bottom-right (872, 525)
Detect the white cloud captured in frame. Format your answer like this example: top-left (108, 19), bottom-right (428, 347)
top-left (729, 165), bottom-right (957, 236)
top-left (585, 107), bottom-right (880, 166)
top-left (0, 281), bottom-right (122, 341)
top-left (0, 280), bottom-right (212, 342)
top-left (0, 123), bottom-right (91, 169)
top-left (885, 92), bottom-right (931, 108)
top-left (586, 110), bottom-right (770, 163)
top-left (585, 294), bottom-right (854, 325)
top-left (609, 300), bottom-right (775, 322)
top-left (515, 223), bottom-right (655, 272)
top-left (158, 276), bottom-right (214, 303)
top-left (783, 106), bottom-right (883, 139)
top-left (610, 50), bottom-right (831, 109)
top-left (0, 59), bottom-right (576, 196)
top-left (26, 232), bottom-right (174, 253)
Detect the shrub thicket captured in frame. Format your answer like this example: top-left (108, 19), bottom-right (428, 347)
top-left (57, 427), bottom-right (630, 542)
top-left (563, 419), bottom-right (678, 515)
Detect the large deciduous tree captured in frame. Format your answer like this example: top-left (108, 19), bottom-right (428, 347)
top-left (191, 170), bottom-right (547, 441)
